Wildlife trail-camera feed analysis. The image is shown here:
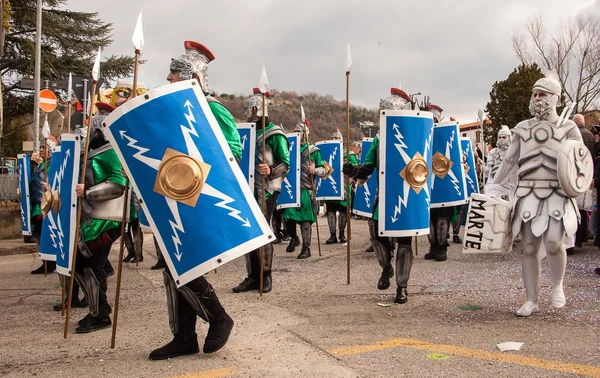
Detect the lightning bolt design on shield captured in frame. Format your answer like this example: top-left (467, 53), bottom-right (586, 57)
top-left (327, 146), bottom-right (338, 193)
top-left (445, 130), bottom-right (461, 196)
top-left (391, 123), bottom-right (412, 223)
top-left (363, 181), bottom-right (371, 208)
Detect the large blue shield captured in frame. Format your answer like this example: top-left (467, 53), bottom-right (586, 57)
top-left (352, 138), bottom-right (376, 218)
top-left (39, 134), bottom-right (81, 274)
top-left (379, 110), bottom-right (433, 236)
top-left (103, 80), bottom-right (273, 287)
top-left (315, 140), bottom-right (343, 201)
top-left (236, 122), bottom-right (256, 190)
top-left (139, 207), bottom-right (151, 230)
top-left (460, 138), bottom-right (479, 198)
top-left (430, 121), bottom-right (468, 208)
top-left (17, 154), bottom-right (32, 236)
top-left (277, 133), bottom-right (301, 209)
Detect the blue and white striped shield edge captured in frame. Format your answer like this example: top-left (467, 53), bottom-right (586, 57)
top-left (17, 154), bottom-right (32, 235)
top-left (277, 133), bottom-right (301, 210)
top-left (315, 140), bottom-right (344, 201)
top-left (102, 80), bottom-right (273, 288)
top-left (352, 138), bottom-right (375, 218)
top-left (430, 121), bottom-right (468, 208)
top-left (236, 122), bottom-right (256, 191)
top-left (379, 110), bottom-right (433, 237)
top-left (460, 138), bottom-right (480, 198)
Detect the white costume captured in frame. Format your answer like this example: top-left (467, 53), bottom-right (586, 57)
top-left (491, 75), bottom-right (583, 317)
top-left (486, 125), bottom-right (511, 181)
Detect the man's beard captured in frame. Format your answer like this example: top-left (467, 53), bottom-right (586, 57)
top-left (497, 140), bottom-right (509, 149)
top-left (529, 99), bottom-right (552, 120)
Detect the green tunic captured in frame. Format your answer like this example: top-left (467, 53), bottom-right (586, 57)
top-left (283, 144), bottom-right (324, 224)
top-left (209, 101), bottom-right (242, 161)
top-left (81, 148), bottom-right (126, 242)
top-left (362, 136), bottom-right (379, 220)
top-left (255, 122), bottom-right (290, 200)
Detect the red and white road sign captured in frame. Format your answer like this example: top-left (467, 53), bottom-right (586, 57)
top-left (39, 89), bottom-right (57, 113)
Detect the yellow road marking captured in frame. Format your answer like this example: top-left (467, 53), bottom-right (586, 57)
top-left (171, 367), bottom-right (238, 378)
top-left (328, 338), bottom-right (600, 377)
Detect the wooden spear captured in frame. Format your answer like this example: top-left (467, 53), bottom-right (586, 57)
top-left (64, 47), bottom-right (101, 338)
top-left (345, 43), bottom-right (352, 285)
top-left (258, 65), bottom-right (269, 297)
top-left (111, 11), bottom-right (144, 348)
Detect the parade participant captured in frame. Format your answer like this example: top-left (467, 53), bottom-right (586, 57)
top-left (70, 100), bottom-right (128, 333)
top-left (271, 208), bottom-right (289, 243)
top-left (284, 123), bottom-right (326, 259)
top-left (30, 138), bottom-right (58, 274)
top-left (424, 104), bottom-right (452, 262)
top-left (343, 87), bottom-right (417, 304)
top-left (103, 80), bottom-right (149, 264)
top-left (490, 74), bottom-right (586, 316)
top-left (232, 88), bottom-right (289, 293)
top-left (149, 41), bottom-right (237, 360)
top-left (323, 130), bottom-right (358, 245)
top-left (485, 125), bottom-right (512, 182)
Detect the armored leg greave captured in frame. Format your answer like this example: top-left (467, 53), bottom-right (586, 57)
top-left (327, 212), bottom-right (337, 235)
top-left (338, 211), bottom-right (347, 236)
top-left (395, 238), bottom-right (413, 288)
top-left (301, 222), bottom-right (312, 249)
top-left (435, 217), bottom-right (450, 251)
top-left (369, 219), bottom-right (393, 268)
top-left (75, 268), bottom-right (100, 317)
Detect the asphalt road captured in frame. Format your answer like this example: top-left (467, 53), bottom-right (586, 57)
top-left (0, 218), bottom-right (599, 378)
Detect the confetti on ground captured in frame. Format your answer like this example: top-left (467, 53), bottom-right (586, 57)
top-left (497, 342), bottom-right (524, 352)
top-left (459, 305), bottom-right (482, 311)
top-left (427, 353), bottom-right (450, 361)
top-left (378, 303), bottom-right (392, 307)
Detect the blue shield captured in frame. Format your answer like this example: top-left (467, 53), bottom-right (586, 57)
top-left (40, 134), bottom-right (81, 274)
top-left (430, 121), bottom-right (468, 207)
top-left (379, 110), bottom-right (433, 236)
top-left (103, 80), bottom-right (273, 287)
top-left (352, 138), bottom-right (376, 218)
top-left (236, 122), bottom-right (256, 190)
top-left (17, 154), bottom-right (32, 235)
top-left (277, 133), bottom-right (301, 209)
top-left (315, 140), bottom-right (343, 201)
top-left (460, 138), bottom-right (480, 198)
top-left (139, 207), bottom-right (151, 230)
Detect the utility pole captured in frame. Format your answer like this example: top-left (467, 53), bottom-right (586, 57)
top-left (33, 0), bottom-right (43, 152)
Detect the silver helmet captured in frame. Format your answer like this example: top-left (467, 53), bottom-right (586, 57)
top-left (379, 88), bottom-right (412, 110)
top-left (170, 41), bottom-right (215, 92)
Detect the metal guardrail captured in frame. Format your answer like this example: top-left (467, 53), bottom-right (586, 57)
top-left (0, 174), bottom-right (19, 202)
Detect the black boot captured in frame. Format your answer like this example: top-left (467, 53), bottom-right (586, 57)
top-left (377, 264), bottom-right (394, 290)
top-left (424, 246), bottom-right (437, 260)
top-left (297, 247), bottom-right (311, 259)
top-left (151, 257), bottom-right (166, 270)
top-left (453, 234), bottom-right (461, 244)
top-left (232, 277), bottom-right (259, 293)
top-left (262, 274), bottom-right (272, 294)
top-left (338, 231), bottom-right (347, 244)
top-left (394, 287), bottom-right (408, 304)
top-left (123, 250), bottom-right (135, 263)
top-left (75, 315), bottom-right (111, 333)
top-left (435, 248), bottom-right (448, 262)
top-left (53, 296), bottom-right (89, 311)
top-left (325, 234), bottom-right (337, 244)
top-left (131, 251), bottom-right (144, 263)
top-left (31, 261), bottom-right (56, 275)
top-left (365, 245), bottom-right (374, 252)
top-left (286, 237), bottom-right (300, 253)
top-left (149, 337), bottom-right (199, 360)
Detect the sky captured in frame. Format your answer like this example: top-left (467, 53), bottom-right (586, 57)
top-left (67, 0), bottom-right (598, 124)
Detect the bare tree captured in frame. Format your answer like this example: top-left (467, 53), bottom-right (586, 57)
top-left (512, 14), bottom-right (600, 112)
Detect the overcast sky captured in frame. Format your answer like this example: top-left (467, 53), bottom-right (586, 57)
top-left (68, 0), bottom-right (597, 123)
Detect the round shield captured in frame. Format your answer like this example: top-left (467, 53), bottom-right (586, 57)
top-left (557, 139), bottom-right (593, 198)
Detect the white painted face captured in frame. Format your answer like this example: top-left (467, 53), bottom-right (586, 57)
top-left (497, 135), bottom-right (510, 149)
top-left (529, 89), bottom-right (556, 120)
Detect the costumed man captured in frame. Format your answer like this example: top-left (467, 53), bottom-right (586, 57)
top-left (103, 79), bottom-right (149, 264)
top-left (70, 100), bottom-right (128, 333)
top-left (149, 41), bottom-right (237, 360)
top-left (424, 104), bottom-right (451, 262)
top-left (489, 74), bottom-right (585, 317)
top-left (232, 88), bottom-right (289, 293)
top-left (324, 130), bottom-right (358, 245)
top-left (485, 125), bottom-right (512, 183)
top-left (284, 122), bottom-right (326, 259)
top-left (343, 87), bottom-right (417, 304)
top-left (30, 137), bottom-right (58, 274)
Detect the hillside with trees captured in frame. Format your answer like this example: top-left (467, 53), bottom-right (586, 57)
top-left (216, 89), bottom-right (379, 143)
